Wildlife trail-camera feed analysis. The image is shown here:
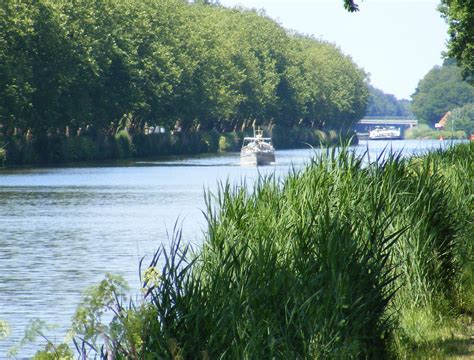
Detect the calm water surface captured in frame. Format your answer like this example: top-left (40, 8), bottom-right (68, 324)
top-left (0, 140), bottom-right (458, 358)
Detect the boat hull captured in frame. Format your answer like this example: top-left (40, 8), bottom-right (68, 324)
top-left (240, 128), bottom-right (276, 165)
top-left (369, 135), bottom-right (403, 140)
top-left (240, 151), bottom-right (275, 165)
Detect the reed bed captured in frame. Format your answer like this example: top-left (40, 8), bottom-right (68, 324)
top-left (65, 142), bottom-right (472, 360)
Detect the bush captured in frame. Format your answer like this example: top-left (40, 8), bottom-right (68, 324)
top-left (272, 126), bottom-right (356, 149)
top-left (64, 136), bottom-right (98, 162)
top-left (114, 130), bottom-right (133, 158)
top-left (405, 124), bottom-right (467, 139)
top-left (201, 130), bottom-right (220, 153)
top-left (218, 132), bottom-right (242, 152)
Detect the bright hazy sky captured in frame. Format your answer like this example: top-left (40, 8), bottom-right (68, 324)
top-left (218, 0), bottom-right (448, 100)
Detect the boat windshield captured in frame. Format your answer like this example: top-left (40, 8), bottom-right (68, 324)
top-left (243, 137), bottom-right (272, 146)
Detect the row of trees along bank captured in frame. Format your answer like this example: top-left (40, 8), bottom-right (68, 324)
top-left (0, 0), bottom-right (367, 165)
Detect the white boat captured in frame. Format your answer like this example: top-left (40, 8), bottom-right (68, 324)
top-left (240, 128), bottom-right (275, 165)
top-left (369, 126), bottom-right (403, 140)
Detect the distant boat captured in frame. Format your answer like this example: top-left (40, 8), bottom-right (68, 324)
top-left (369, 126), bottom-right (402, 140)
top-left (240, 128), bottom-right (275, 165)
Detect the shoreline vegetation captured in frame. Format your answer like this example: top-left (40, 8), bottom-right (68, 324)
top-left (0, 0), bottom-right (368, 168)
top-left (0, 127), bottom-right (356, 167)
top-left (16, 142), bottom-right (472, 359)
top-left (404, 124), bottom-right (469, 141)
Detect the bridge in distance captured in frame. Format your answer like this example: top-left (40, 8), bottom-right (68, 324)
top-left (354, 117), bottom-right (418, 135)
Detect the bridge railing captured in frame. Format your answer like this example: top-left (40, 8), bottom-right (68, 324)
top-left (357, 118), bottom-right (418, 126)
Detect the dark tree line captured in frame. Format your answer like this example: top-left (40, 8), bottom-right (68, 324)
top-left (366, 85), bottom-right (413, 118)
top-left (0, 0), bottom-right (368, 141)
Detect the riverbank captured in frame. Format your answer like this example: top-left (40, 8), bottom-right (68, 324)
top-left (0, 127), bottom-right (356, 167)
top-left (405, 124), bottom-right (469, 140)
top-left (22, 141), bottom-right (472, 359)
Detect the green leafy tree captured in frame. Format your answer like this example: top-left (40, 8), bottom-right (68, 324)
top-left (411, 64), bottom-right (474, 126)
top-left (0, 0), bottom-right (36, 134)
top-left (439, 0), bottom-right (474, 83)
top-left (1, 0), bottom-right (369, 151)
top-left (446, 103), bottom-right (474, 135)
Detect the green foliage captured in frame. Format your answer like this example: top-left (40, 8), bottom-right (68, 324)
top-left (8, 319), bottom-right (63, 358)
top-left (286, 35), bottom-right (368, 130)
top-left (33, 343), bottom-right (74, 360)
top-left (271, 126), bottom-right (355, 148)
top-left (366, 85), bottom-right (413, 117)
top-left (404, 124), bottom-right (466, 140)
top-left (0, 147), bottom-right (5, 166)
top-left (72, 273), bottom-right (129, 348)
top-left (411, 64), bottom-right (474, 126)
top-left (218, 132), bottom-right (242, 152)
top-left (424, 143), bottom-right (474, 313)
top-left (391, 157), bottom-right (461, 308)
top-left (393, 306), bottom-right (472, 359)
top-left (0, 0), bottom-right (369, 166)
top-left (0, 320), bottom-right (10, 340)
top-left (439, 0), bottom-right (474, 83)
top-left (343, 0), bottom-right (359, 12)
top-left (4, 317), bottom-right (76, 359)
top-left (445, 102), bottom-right (474, 135)
top-left (114, 130), bottom-right (133, 158)
top-left (200, 130), bottom-right (220, 153)
top-left (64, 136), bottom-right (98, 161)
top-left (186, 149), bottom-right (403, 358)
top-left (391, 143), bottom-right (474, 358)
top-left (53, 143), bottom-right (471, 359)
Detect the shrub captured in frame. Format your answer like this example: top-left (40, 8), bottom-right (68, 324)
top-left (201, 130), bottom-right (220, 153)
top-left (218, 132), bottom-right (242, 152)
top-left (405, 124), bottom-right (467, 139)
top-left (114, 130), bottom-right (133, 158)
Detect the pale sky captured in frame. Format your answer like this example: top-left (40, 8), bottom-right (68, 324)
top-left (218, 0), bottom-right (448, 100)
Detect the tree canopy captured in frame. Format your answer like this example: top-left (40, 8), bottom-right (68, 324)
top-left (411, 63), bottom-right (474, 126)
top-left (0, 0), bottom-right (368, 140)
top-left (439, 0), bottom-right (474, 83)
top-left (446, 103), bottom-right (474, 135)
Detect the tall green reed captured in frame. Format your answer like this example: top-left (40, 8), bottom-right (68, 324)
top-left (68, 143), bottom-right (471, 359)
top-left (134, 146), bottom-right (404, 358)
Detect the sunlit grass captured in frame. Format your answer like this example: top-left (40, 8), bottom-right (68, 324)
top-left (393, 306), bottom-right (473, 359)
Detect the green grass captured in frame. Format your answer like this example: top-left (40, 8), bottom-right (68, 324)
top-left (393, 308), bottom-right (473, 359)
top-left (391, 142), bottom-right (474, 359)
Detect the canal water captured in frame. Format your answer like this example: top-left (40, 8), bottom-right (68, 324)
top-left (0, 140), bottom-right (459, 358)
